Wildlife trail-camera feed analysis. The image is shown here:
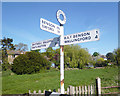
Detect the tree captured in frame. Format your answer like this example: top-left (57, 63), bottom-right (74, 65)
top-left (12, 51), bottom-right (51, 75)
top-left (1, 37), bottom-right (15, 59)
top-left (0, 37), bottom-right (15, 70)
top-left (45, 47), bottom-right (55, 61)
top-left (114, 48), bottom-right (120, 65)
top-left (106, 52), bottom-right (115, 62)
top-left (64, 45), bottom-right (92, 69)
top-left (93, 52), bottom-right (100, 57)
top-left (96, 58), bottom-right (105, 67)
top-left (15, 43), bottom-right (28, 51)
top-left (1, 37), bottom-right (15, 51)
top-left (53, 48), bottom-right (60, 67)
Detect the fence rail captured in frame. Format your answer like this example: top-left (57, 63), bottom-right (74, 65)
top-left (102, 92), bottom-right (120, 95)
top-left (101, 86), bottom-right (120, 95)
top-left (102, 86), bottom-right (120, 89)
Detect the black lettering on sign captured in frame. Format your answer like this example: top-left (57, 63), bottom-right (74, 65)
top-left (96, 31), bottom-right (98, 34)
top-left (57, 31), bottom-right (60, 33)
top-left (88, 36), bottom-right (91, 40)
top-left (67, 36), bottom-right (69, 39)
top-left (57, 26), bottom-right (60, 30)
top-left (42, 20), bottom-right (44, 24)
top-left (87, 32), bottom-right (90, 35)
top-left (73, 35), bottom-right (75, 38)
top-left (78, 34), bottom-right (81, 37)
top-left (32, 47), bottom-right (35, 49)
top-left (95, 35), bottom-right (98, 38)
top-left (74, 39), bottom-right (78, 41)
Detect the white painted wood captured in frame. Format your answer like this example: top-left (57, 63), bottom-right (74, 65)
top-left (82, 86), bottom-right (84, 95)
top-left (79, 86), bottom-right (81, 95)
top-left (76, 86), bottom-right (78, 95)
top-left (38, 90), bottom-right (41, 94)
top-left (33, 90), bottom-right (36, 94)
top-left (85, 86), bottom-right (87, 94)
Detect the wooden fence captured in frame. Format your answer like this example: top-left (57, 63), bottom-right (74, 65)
top-left (101, 86), bottom-right (120, 95)
top-left (29, 77), bottom-right (119, 95)
top-left (29, 84), bottom-right (96, 95)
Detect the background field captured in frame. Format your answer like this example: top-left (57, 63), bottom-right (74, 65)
top-left (2, 66), bottom-right (118, 94)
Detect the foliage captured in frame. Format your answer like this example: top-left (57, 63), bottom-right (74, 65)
top-left (2, 62), bottom-right (11, 71)
top-left (0, 64), bottom-right (2, 72)
top-left (15, 43), bottom-right (28, 51)
top-left (106, 52), bottom-right (115, 62)
top-left (96, 58), bottom-right (105, 67)
top-left (0, 37), bottom-right (15, 63)
top-left (42, 47), bottom-right (60, 68)
top-left (93, 52), bottom-right (100, 57)
top-left (0, 37), bottom-right (16, 71)
top-left (95, 57), bottom-right (108, 67)
top-left (12, 51), bottom-right (51, 75)
top-left (45, 47), bottom-right (55, 61)
top-left (0, 37), bottom-right (15, 51)
top-left (43, 45), bottom-right (92, 69)
top-left (64, 45), bottom-right (92, 69)
top-left (89, 60), bottom-right (96, 67)
top-left (114, 48), bottom-right (120, 65)
top-left (53, 48), bottom-right (60, 67)
top-left (1, 56), bottom-right (11, 71)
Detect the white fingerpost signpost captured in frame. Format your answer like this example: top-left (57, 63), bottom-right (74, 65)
top-left (31, 10), bottom-right (100, 94)
top-left (56, 10), bottom-right (66, 94)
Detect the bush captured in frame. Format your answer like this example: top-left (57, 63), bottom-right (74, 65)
top-left (2, 62), bottom-right (11, 71)
top-left (12, 51), bottom-right (51, 75)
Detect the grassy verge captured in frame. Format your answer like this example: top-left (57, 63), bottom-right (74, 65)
top-left (2, 66), bottom-right (118, 94)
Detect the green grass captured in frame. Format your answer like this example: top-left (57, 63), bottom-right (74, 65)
top-left (2, 67), bottom-right (118, 94)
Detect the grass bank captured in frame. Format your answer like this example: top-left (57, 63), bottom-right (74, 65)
top-left (2, 67), bottom-right (118, 94)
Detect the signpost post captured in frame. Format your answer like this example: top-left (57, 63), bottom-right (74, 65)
top-left (31, 10), bottom-right (100, 94)
top-left (56, 10), bottom-right (66, 94)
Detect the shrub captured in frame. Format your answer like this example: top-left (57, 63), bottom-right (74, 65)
top-left (12, 51), bottom-right (51, 75)
top-left (2, 60), bottom-right (11, 71)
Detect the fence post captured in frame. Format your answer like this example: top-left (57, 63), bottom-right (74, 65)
top-left (43, 90), bottom-right (46, 94)
top-left (76, 86), bottom-right (78, 95)
top-left (67, 87), bottom-right (69, 95)
top-left (69, 85), bottom-right (75, 95)
top-left (79, 86), bottom-right (81, 95)
top-left (88, 85), bottom-right (90, 96)
top-left (58, 88), bottom-right (61, 93)
top-left (82, 86), bottom-right (84, 95)
top-left (38, 90), bottom-right (41, 94)
top-left (33, 90), bottom-right (36, 94)
top-left (85, 86), bottom-right (87, 95)
top-left (96, 77), bottom-right (101, 96)
top-left (29, 90), bottom-right (31, 94)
